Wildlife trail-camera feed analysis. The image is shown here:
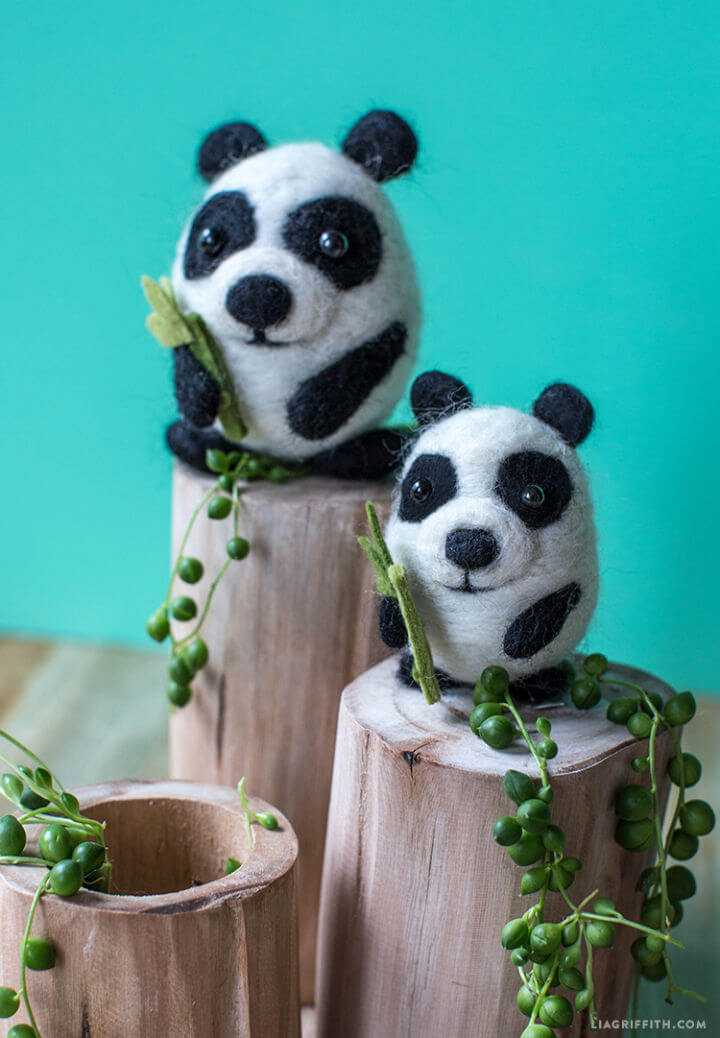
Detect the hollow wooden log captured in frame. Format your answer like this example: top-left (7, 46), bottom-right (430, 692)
top-left (169, 463), bottom-right (392, 1001)
top-left (316, 656), bottom-right (675, 1038)
top-left (0, 780), bottom-right (299, 1038)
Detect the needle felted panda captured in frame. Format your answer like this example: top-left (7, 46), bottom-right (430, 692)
top-left (379, 372), bottom-right (599, 700)
top-left (166, 110), bottom-right (421, 480)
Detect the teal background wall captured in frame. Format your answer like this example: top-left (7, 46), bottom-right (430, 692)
top-left (1, 2), bottom-right (718, 690)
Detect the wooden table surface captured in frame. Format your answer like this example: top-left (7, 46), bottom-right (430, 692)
top-left (0, 638), bottom-right (716, 1035)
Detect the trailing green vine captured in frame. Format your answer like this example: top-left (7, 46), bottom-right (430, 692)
top-left (225, 776), bottom-right (279, 875)
top-left (0, 730), bottom-right (109, 1038)
top-left (147, 448), bottom-right (301, 707)
top-left (143, 277), bottom-right (309, 706)
top-left (477, 656), bottom-right (713, 1037)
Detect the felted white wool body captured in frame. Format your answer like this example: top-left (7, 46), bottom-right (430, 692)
top-left (385, 406), bottom-right (598, 685)
top-left (171, 142), bottom-right (420, 460)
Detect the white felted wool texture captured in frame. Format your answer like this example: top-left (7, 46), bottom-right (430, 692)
top-left (172, 142), bottom-right (420, 459)
top-left (385, 406), bottom-right (599, 685)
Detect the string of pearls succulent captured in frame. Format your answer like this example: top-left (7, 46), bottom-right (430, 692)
top-left (147, 447), bottom-right (299, 707)
top-left (482, 656), bottom-right (713, 1037)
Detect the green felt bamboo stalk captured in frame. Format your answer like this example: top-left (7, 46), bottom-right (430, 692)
top-left (359, 502), bottom-right (441, 705)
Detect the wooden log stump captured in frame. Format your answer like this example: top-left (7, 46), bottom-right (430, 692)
top-left (0, 780), bottom-right (299, 1038)
top-left (316, 656), bottom-right (675, 1038)
top-left (169, 463), bottom-right (392, 1001)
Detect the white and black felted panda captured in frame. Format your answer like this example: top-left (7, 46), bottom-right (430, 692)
top-left (380, 373), bottom-right (599, 700)
top-left (166, 110), bottom-right (421, 479)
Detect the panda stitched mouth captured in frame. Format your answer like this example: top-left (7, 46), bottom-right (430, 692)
top-left (442, 572), bottom-right (495, 595)
top-left (245, 330), bottom-right (294, 347)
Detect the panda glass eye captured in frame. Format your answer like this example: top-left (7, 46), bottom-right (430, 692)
top-left (199, 227), bottom-right (226, 256)
top-left (521, 484), bottom-right (545, 508)
top-left (318, 229), bottom-right (349, 259)
top-left (410, 478), bottom-right (432, 503)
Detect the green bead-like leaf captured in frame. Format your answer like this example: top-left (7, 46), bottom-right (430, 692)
top-left (493, 817), bottom-right (522, 847)
top-left (0, 815), bottom-right (26, 857)
top-left (520, 867), bottom-right (548, 895)
top-left (668, 753), bottom-right (701, 788)
top-left (663, 691), bottom-right (696, 727)
top-left (501, 917), bottom-right (529, 949)
top-left (0, 986), bottom-right (19, 1019)
top-left (507, 833), bottom-right (545, 866)
top-left (614, 784), bottom-right (653, 821)
top-left (24, 937), bottom-right (55, 971)
top-left (503, 770), bottom-right (537, 805)
top-left (679, 800), bottom-right (715, 837)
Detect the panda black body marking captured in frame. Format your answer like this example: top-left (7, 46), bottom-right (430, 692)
top-left (380, 372), bottom-right (599, 700)
top-left (166, 110), bottom-right (421, 480)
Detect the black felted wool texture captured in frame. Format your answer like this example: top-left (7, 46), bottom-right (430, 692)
top-left (398, 652), bottom-right (569, 703)
top-left (308, 427), bottom-right (406, 480)
top-left (444, 528), bottom-right (500, 570)
top-left (397, 650), bottom-right (461, 691)
top-left (410, 371), bottom-right (473, 426)
top-left (225, 274), bottom-right (292, 330)
top-left (398, 452), bottom-right (458, 522)
top-left (282, 196), bottom-right (382, 290)
top-left (287, 322), bottom-right (406, 441)
top-left (503, 583), bottom-right (582, 660)
top-left (379, 595), bottom-right (408, 648)
top-left (495, 450), bottom-right (573, 530)
top-left (166, 420), bottom-right (237, 472)
top-left (509, 665), bottom-right (570, 703)
top-left (197, 122), bottom-right (267, 181)
top-left (184, 192), bottom-right (256, 280)
top-left (532, 382), bottom-right (594, 447)
top-left (173, 346), bottom-right (221, 428)
top-left (342, 110), bottom-right (418, 183)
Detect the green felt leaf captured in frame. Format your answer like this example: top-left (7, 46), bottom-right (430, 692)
top-left (141, 275), bottom-right (248, 442)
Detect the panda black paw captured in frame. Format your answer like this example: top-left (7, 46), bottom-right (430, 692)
top-left (508, 666), bottom-right (571, 705)
top-left (173, 345), bottom-right (221, 428)
top-left (397, 651), bottom-right (461, 692)
top-left (307, 427), bottom-right (407, 480)
top-left (166, 420), bottom-right (237, 473)
top-left (379, 596), bottom-right (408, 648)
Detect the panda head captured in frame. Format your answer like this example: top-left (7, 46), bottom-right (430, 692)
top-left (170, 111), bottom-right (421, 457)
top-left (384, 373), bottom-right (599, 684)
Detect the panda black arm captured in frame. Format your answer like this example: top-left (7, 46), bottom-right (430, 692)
top-left (286, 322), bottom-right (407, 443)
top-left (173, 345), bottom-right (221, 429)
top-left (379, 595), bottom-right (408, 648)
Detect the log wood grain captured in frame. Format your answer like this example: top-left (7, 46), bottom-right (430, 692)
top-left (0, 780), bottom-right (299, 1038)
top-left (316, 656), bottom-right (675, 1038)
top-left (169, 464), bottom-right (392, 1000)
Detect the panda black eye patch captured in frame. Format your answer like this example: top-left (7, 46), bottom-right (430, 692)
top-left (282, 196), bottom-right (382, 290)
top-left (399, 454), bottom-right (458, 522)
top-left (495, 451), bottom-right (572, 529)
top-left (184, 191), bottom-right (256, 279)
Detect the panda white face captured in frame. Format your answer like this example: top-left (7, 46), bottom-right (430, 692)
top-left (385, 383), bottom-right (598, 686)
top-left (171, 138), bottom-right (420, 460)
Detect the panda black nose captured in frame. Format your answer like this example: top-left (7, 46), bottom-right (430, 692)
top-left (445, 528), bottom-right (500, 570)
top-left (226, 275), bottom-right (292, 330)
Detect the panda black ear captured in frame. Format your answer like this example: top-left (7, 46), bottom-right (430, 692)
top-left (411, 371), bottom-right (473, 427)
top-left (532, 383), bottom-right (594, 447)
top-left (342, 110), bottom-right (418, 183)
top-left (197, 122), bottom-right (267, 181)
